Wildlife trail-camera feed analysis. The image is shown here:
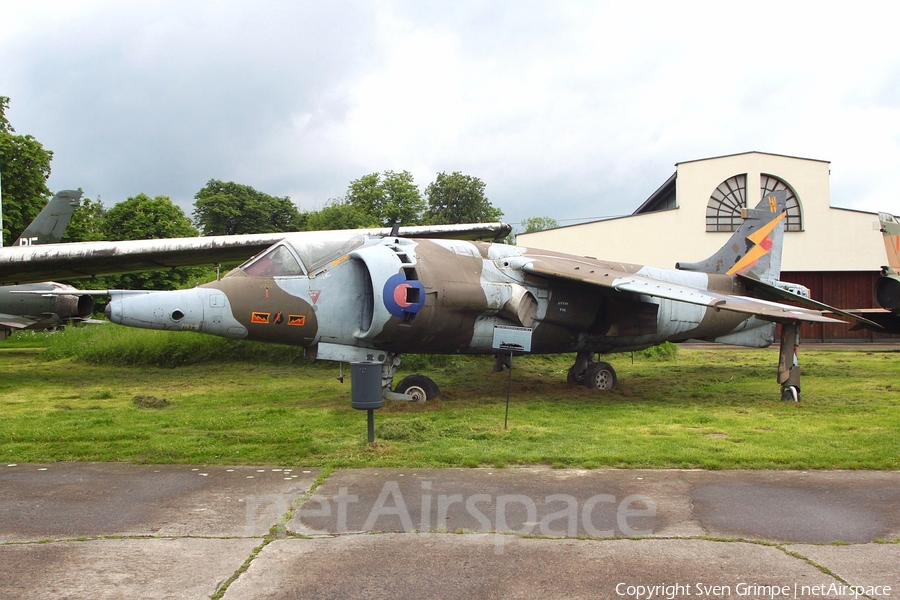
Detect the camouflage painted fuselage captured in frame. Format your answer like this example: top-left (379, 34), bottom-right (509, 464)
top-left (106, 234), bottom-right (765, 360)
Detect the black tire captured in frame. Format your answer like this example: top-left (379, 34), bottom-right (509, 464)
top-left (583, 362), bottom-right (617, 391)
top-left (781, 385), bottom-right (800, 402)
top-left (395, 374), bottom-right (441, 403)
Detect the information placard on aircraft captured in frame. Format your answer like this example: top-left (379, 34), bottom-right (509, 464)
top-left (491, 325), bottom-right (533, 353)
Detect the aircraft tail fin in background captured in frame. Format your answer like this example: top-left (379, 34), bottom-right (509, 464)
top-left (878, 212), bottom-right (900, 271)
top-left (676, 190), bottom-right (787, 281)
top-left (11, 190), bottom-right (83, 246)
top-left (875, 212), bottom-right (900, 311)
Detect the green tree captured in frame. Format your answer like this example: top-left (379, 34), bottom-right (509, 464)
top-left (0, 96), bottom-right (54, 245)
top-left (192, 179), bottom-right (302, 235)
top-left (104, 193), bottom-right (198, 241)
top-left (93, 194), bottom-right (212, 290)
top-left (61, 196), bottom-right (106, 243)
top-left (346, 170), bottom-right (424, 226)
top-left (303, 199), bottom-right (381, 231)
top-left (521, 216), bottom-right (558, 233)
top-left (424, 171), bottom-right (502, 225)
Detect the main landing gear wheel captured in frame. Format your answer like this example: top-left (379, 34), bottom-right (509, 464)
top-left (583, 362), bottom-right (617, 391)
top-left (394, 374), bottom-right (441, 403)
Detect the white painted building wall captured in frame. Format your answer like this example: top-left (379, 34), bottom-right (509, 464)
top-left (519, 152), bottom-right (888, 272)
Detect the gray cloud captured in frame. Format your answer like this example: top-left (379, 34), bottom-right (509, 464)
top-left (3, 1), bottom-right (899, 230)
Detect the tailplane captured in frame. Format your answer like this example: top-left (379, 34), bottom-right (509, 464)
top-left (676, 190), bottom-right (787, 281)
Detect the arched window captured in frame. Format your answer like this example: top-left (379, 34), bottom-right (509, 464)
top-left (706, 175), bottom-right (747, 232)
top-left (760, 174), bottom-right (803, 231)
top-left (706, 173), bottom-right (803, 232)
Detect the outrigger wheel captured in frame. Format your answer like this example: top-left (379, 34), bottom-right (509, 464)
top-left (394, 374), bottom-right (441, 403)
top-left (781, 385), bottom-right (800, 402)
top-left (778, 321), bottom-right (802, 402)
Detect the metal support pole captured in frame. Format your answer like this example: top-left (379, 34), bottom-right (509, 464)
top-left (367, 409), bottom-right (375, 443)
top-left (0, 156), bottom-right (4, 246)
top-left (504, 351), bottom-right (512, 429)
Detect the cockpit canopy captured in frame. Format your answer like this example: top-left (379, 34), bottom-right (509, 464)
top-left (238, 234), bottom-right (367, 277)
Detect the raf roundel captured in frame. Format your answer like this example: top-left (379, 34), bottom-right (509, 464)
top-left (383, 272), bottom-right (425, 318)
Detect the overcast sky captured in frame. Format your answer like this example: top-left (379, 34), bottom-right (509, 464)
top-left (3, 1), bottom-right (899, 230)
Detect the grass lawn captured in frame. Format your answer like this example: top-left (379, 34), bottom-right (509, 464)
top-left (1, 327), bottom-right (898, 469)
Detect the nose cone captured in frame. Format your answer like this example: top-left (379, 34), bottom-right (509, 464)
top-left (104, 299), bottom-right (119, 323)
top-left (105, 289), bottom-right (205, 331)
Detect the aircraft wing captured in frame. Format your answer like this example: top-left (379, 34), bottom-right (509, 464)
top-left (0, 313), bottom-right (54, 331)
top-left (0, 233), bottom-right (289, 285)
top-left (519, 255), bottom-right (843, 324)
top-left (737, 273), bottom-right (882, 329)
top-left (397, 222), bottom-right (512, 240)
top-left (0, 222), bottom-right (512, 285)
top-left (847, 309), bottom-right (900, 333)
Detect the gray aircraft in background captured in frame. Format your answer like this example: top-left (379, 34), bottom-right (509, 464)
top-left (0, 190), bottom-right (92, 339)
top-left (850, 211), bottom-right (900, 334)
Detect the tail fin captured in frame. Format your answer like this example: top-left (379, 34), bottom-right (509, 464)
top-left (875, 212), bottom-right (900, 311)
top-left (879, 212), bottom-right (900, 271)
top-left (12, 190), bottom-right (83, 246)
top-left (676, 190), bottom-right (787, 281)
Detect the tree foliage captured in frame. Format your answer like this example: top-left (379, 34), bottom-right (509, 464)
top-left (424, 171), bottom-right (502, 225)
top-left (303, 199), bottom-right (381, 231)
top-left (61, 196), bottom-right (106, 243)
top-left (0, 96), bottom-right (54, 245)
top-left (91, 194), bottom-right (212, 290)
top-left (103, 193), bottom-right (197, 241)
top-left (521, 216), bottom-right (558, 233)
top-left (346, 170), bottom-right (424, 226)
top-left (192, 179), bottom-right (302, 235)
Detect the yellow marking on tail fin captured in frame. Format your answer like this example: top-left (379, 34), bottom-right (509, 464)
top-left (726, 211), bottom-right (786, 276)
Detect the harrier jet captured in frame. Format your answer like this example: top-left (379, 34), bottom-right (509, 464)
top-left (81, 191), bottom-right (861, 402)
top-left (1, 192), bottom-right (866, 400)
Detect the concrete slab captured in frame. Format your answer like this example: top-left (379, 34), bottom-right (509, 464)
top-left (683, 470), bottom-right (900, 543)
top-left (792, 544), bottom-right (900, 599)
top-left (0, 538), bottom-right (259, 600)
top-left (0, 463), bottom-right (318, 541)
top-left (223, 535), bottom-right (830, 600)
top-left (288, 468), bottom-right (900, 543)
top-left (3, 466), bottom-right (899, 599)
top-left (290, 467), bottom-right (700, 537)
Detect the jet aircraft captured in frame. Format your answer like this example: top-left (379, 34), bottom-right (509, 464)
top-left (2, 192), bottom-right (872, 400)
top-left (0, 190), bottom-right (92, 340)
top-left (849, 212), bottom-right (900, 334)
top-left (0, 221), bottom-right (512, 339)
top-left (92, 191), bottom-right (863, 403)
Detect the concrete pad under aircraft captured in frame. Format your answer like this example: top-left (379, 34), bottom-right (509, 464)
top-left (2, 464), bottom-right (898, 599)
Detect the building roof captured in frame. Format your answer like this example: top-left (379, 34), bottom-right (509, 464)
top-left (674, 150), bottom-right (831, 167)
top-left (633, 173), bottom-right (676, 215)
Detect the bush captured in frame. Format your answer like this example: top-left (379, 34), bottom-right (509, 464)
top-left (38, 325), bottom-right (312, 367)
top-left (631, 342), bottom-right (679, 361)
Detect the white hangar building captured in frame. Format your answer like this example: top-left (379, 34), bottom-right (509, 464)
top-left (517, 151), bottom-right (897, 342)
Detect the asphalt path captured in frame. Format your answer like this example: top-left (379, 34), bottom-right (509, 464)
top-left (1, 464), bottom-right (898, 599)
